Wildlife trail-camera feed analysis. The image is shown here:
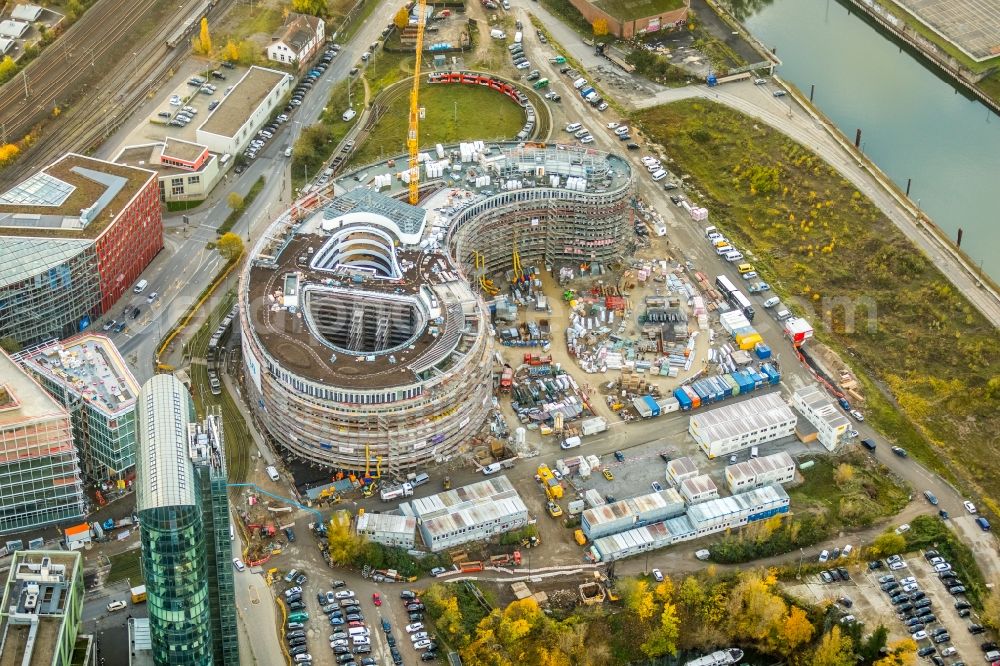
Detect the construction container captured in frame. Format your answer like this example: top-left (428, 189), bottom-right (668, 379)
top-left (581, 417), bottom-right (608, 436)
top-left (674, 388), bottom-right (692, 410)
top-left (761, 364), bottom-right (781, 385)
top-left (682, 385), bottom-right (701, 409)
top-left (755, 343), bottom-right (772, 359)
top-left (568, 499), bottom-right (586, 515)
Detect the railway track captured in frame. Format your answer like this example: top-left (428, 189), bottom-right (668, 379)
top-left (0, 0), bottom-right (231, 185)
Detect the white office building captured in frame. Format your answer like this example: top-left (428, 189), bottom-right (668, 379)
top-left (725, 451), bottom-right (796, 493)
top-left (355, 512), bottom-right (416, 549)
top-left (399, 476), bottom-right (528, 552)
top-left (791, 385), bottom-right (850, 451)
top-left (581, 487), bottom-right (685, 540)
top-left (196, 66), bottom-right (291, 156)
top-left (665, 456), bottom-right (699, 485)
top-left (689, 393), bottom-right (797, 458)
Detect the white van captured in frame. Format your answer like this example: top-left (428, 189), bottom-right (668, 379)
top-left (715, 244), bottom-right (733, 255)
top-left (724, 250), bottom-right (744, 262)
top-left (750, 446), bottom-right (759, 458)
top-left (266, 465), bottom-right (279, 482)
top-left (564, 122), bottom-right (581, 133)
top-left (560, 436), bottom-right (582, 449)
top-left (776, 308), bottom-right (793, 321)
top-left (655, 224), bottom-right (667, 237)
top-left (490, 28), bottom-right (506, 39)
top-left (572, 78), bottom-right (587, 89)
top-left (651, 170), bottom-right (667, 181)
top-left (482, 463), bottom-right (502, 475)
top-left (763, 296), bottom-right (780, 308)
top-left (133, 279), bottom-right (148, 294)
top-left (342, 108), bottom-right (356, 121)
top-left (107, 600), bottom-right (127, 612)
top-left (841, 544), bottom-right (853, 558)
top-left (348, 627), bottom-right (370, 637)
top-left (514, 31), bottom-right (522, 44)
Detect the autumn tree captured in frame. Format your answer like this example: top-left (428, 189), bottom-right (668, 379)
top-left (870, 531), bottom-right (906, 558)
top-left (223, 39), bottom-right (240, 63)
top-left (811, 626), bottom-right (855, 666)
top-left (873, 638), bottom-right (917, 666)
top-left (462, 598), bottom-right (560, 665)
top-left (227, 191), bottom-right (244, 210)
top-left (592, 18), bottom-right (608, 36)
top-left (292, 0), bottom-right (327, 16)
top-left (726, 571), bottom-right (787, 643)
top-left (0, 337), bottom-right (22, 353)
top-left (193, 17), bottom-right (212, 55)
top-left (326, 510), bottom-right (364, 564)
top-left (776, 606), bottom-right (815, 656)
top-left (423, 584), bottom-right (465, 644)
top-left (394, 6), bottom-right (410, 29)
top-left (833, 463), bottom-right (855, 486)
top-left (619, 578), bottom-right (657, 622)
top-left (0, 143), bottom-right (20, 167)
top-left (217, 232), bottom-right (244, 262)
top-left (0, 56), bottom-right (16, 82)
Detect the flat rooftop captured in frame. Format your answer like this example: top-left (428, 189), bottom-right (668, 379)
top-left (20, 334), bottom-right (139, 418)
top-left (115, 142), bottom-right (215, 178)
top-left (0, 351), bottom-right (68, 428)
top-left (198, 66), bottom-right (287, 138)
top-left (0, 154), bottom-right (154, 239)
top-left (726, 451), bottom-right (795, 484)
top-left (0, 551), bottom-right (79, 666)
top-left (162, 137), bottom-right (206, 163)
top-left (894, 0), bottom-right (1000, 62)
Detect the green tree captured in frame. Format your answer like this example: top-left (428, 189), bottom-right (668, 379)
top-left (641, 601), bottom-right (680, 658)
top-left (227, 191), bottom-right (244, 211)
top-left (216, 232), bottom-right (244, 262)
top-left (860, 625), bottom-right (889, 665)
top-left (292, 0), bottom-right (327, 17)
top-left (0, 337), bottom-right (22, 354)
top-left (870, 531), bottom-right (906, 558)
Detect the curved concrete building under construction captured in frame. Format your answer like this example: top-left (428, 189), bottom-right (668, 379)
top-left (239, 142), bottom-right (635, 472)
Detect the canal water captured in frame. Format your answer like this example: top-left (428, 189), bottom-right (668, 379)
top-left (741, 0), bottom-right (1000, 279)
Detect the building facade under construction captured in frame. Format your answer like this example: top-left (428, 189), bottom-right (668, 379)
top-left (239, 142), bottom-right (634, 472)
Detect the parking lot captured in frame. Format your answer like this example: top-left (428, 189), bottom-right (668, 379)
top-left (266, 522), bottom-right (441, 666)
top-left (788, 549), bottom-right (993, 665)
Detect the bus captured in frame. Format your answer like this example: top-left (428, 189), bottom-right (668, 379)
top-left (731, 290), bottom-right (755, 320)
top-left (715, 275), bottom-right (738, 297)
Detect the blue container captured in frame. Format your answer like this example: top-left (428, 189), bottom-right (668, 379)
top-left (643, 395), bottom-right (660, 417)
top-left (691, 383), bottom-right (709, 403)
top-left (674, 388), bottom-right (692, 410)
top-left (761, 363), bottom-right (781, 385)
top-left (755, 343), bottom-right (772, 360)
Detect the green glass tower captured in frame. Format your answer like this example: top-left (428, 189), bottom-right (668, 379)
top-left (136, 374), bottom-right (238, 666)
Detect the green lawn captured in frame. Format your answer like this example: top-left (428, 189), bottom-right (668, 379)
top-left (593, 0), bottom-right (685, 20)
top-left (106, 548), bottom-right (143, 586)
top-left (788, 454), bottom-right (910, 528)
top-left (348, 84), bottom-right (526, 168)
top-left (634, 99), bottom-right (1000, 515)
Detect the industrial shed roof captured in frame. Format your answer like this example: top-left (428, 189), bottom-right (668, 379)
top-left (690, 392), bottom-right (795, 442)
top-left (402, 475), bottom-right (528, 538)
top-left (679, 474), bottom-right (717, 498)
top-left (793, 385), bottom-right (851, 430)
top-left (686, 484), bottom-right (789, 524)
top-left (666, 456), bottom-right (698, 479)
top-left (356, 512), bottom-right (416, 538)
top-left (725, 451), bottom-right (795, 485)
top-left (582, 487), bottom-right (684, 528)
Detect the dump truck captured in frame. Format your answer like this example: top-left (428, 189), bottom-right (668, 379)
top-left (380, 482), bottom-right (414, 501)
top-left (489, 551), bottom-right (522, 566)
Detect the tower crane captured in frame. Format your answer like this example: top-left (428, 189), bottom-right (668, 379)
top-left (407, 0), bottom-right (428, 205)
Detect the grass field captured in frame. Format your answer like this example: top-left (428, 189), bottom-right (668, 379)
top-left (106, 548), bottom-right (143, 586)
top-left (635, 99), bottom-right (1000, 514)
top-left (593, 0), bottom-right (685, 19)
top-left (788, 454), bottom-right (910, 529)
top-left (348, 84), bottom-right (526, 167)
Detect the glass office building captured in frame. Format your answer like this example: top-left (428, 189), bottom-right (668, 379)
top-left (136, 374), bottom-right (238, 666)
top-left (19, 334), bottom-right (139, 485)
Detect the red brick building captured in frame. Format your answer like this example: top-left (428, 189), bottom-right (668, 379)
top-left (567, 0), bottom-right (690, 39)
top-left (0, 154), bottom-right (161, 346)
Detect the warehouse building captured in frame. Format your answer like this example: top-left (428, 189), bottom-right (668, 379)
top-left (591, 485), bottom-right (790, 562)
top-left (0, 154), bottom-right (161, 347)
top-left (689, 393), bottom-right (797, 458)
top-left (18, 334), bottom-right (139, 485)
top-left (679, 474), bottom-right (719, 505)
top-left (0, 550), bottom-right (89, 665)
top-left (666, 456), bottom-right (699, 485)
top-left (791, 385), bottom-right (850, 451)
top-left (581, 487), bottom-right (685, 540)
top-left (399, 476), bottom-right (529, 552)
top-left (355, 512), bottom-right (417, 549)
top-left (725, 451), bottom-right (796, 494)
top-left (196, 66), bottom-right (291, 156)
top-left (0, 349), bottom-right (85, 535)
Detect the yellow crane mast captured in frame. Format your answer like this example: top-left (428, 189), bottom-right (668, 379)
top-left (407, 0), bottom-right (428, 205)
